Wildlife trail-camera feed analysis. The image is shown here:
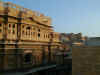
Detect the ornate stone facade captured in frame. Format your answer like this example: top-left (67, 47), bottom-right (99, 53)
top-left (0, 2), bottom-right (61, 71)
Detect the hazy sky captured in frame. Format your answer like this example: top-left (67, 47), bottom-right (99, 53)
top-left (3, 0), bottom-right (100, 37)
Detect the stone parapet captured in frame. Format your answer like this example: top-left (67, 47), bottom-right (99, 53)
top-left (0, 2), bottom-right (51, 26)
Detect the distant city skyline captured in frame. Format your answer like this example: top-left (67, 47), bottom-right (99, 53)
top-left (3, 0), bottom-right (100, 37)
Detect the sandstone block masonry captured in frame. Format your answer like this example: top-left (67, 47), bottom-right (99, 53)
top-left (73, 46), bottom-right (100, 75)
top-left (0, 2), bottom-right (62, 71)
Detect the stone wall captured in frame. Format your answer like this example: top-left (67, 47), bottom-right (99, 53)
top-left (73, 46), bottom-right (100, 75)
top-left (0, 43), bottom-right (60, 71)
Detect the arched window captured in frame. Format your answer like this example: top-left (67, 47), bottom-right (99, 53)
top-left (9, 24), bottom-right (11, 28)
top-left (24, 53), bottom-right (32, 63)
top-left (38, 33), bottom-right (40, 38)
top-left (13, 24), bottom-right (15, 28)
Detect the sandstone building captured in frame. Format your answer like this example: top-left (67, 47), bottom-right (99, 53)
top-left (85, 37), bottom-right (100, 46)
top-left (0, 2), bottom-right (61, 71)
